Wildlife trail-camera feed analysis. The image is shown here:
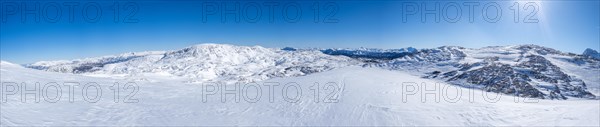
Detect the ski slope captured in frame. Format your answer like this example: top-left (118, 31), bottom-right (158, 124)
top-left (1, 61), bottom-right (598, 126)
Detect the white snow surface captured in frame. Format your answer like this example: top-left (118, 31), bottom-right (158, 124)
top-left (1, 61), bottom-right (598, 126)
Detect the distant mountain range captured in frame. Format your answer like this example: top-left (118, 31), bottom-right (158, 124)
top-left (17, 44), bottom-right (600, 99)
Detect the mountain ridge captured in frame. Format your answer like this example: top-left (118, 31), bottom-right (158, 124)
top-left (6, 43), bottom-right (599, 99)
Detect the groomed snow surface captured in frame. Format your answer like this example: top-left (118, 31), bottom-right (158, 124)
top-left (1, 62), bottom-right (598, 126)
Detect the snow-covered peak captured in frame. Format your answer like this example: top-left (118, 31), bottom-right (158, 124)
top-left (164, 43), bottom-right (272, 60)
top-left (515, 44), bottom-right (564, 55)
top-left (26, 43), bottom-right (360, 83)
top-left (583, 48), bottom-right (600, 59)
top-left (185, 43), bottom-right (251, 52)
top-left (183, 43), bottom-right (267, 52)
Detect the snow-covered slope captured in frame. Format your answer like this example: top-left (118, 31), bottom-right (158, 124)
top-left (1, 63), bottom-right (598, 126)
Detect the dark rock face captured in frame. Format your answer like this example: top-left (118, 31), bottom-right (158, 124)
top-left (406, 46), bottom-right (598, 100)
top-left (425, 54), bottom-right (596, 99)
top-left (517, 55), bottom-right (594, 98)
top-left (448, 64), bottom-right (550, 99)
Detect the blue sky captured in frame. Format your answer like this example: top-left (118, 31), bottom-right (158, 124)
top-left (1, 0), bottom-right (599, 64)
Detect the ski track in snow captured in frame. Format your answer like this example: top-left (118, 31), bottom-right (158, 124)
top-left (1, 63), bottom-right (598, 126)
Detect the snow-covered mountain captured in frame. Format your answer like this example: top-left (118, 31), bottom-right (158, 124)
top-left (361, 45), bottom-right (599, 99)
top-left (583, 48), bottom-right (600, 60)
top-left (26, 44), bottom-right (360, 83)
top-left (23, 44), bottom-right (600, 99)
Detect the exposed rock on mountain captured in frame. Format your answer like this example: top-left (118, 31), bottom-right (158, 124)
top-left (583, 48), bottom-right (600, 60)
